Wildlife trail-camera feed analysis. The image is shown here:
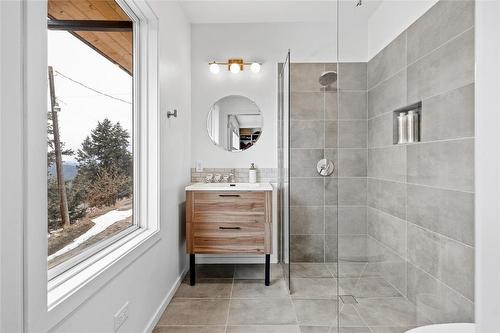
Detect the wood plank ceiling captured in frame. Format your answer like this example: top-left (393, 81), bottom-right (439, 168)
top-left (48, 0), bottom-right (133, 75)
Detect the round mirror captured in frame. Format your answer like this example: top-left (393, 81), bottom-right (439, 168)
top-left (207, 95), bottom-right (263, 152)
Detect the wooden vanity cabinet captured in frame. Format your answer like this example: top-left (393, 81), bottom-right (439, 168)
top-left (185, 189), bottom-right (272, 286)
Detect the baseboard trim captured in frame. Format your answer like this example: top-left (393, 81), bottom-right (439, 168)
top-left (143, 265), bottom-right (188, 333)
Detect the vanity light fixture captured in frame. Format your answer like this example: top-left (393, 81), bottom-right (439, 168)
top-left (208, 58), bottom-right (262, 74)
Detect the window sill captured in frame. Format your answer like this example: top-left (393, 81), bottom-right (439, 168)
top-left (47, 227), bottom-right (160, 312)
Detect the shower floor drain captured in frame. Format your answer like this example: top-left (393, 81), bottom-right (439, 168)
top-left (340, 295), bottom-right (358, 304)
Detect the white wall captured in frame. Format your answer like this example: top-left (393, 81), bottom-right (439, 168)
top-left (367, 0), bottom-right (438, 60)
top-left (191, 22), bottom-right (337, 169)
top-left (475, 1), bottom-right (500, 331)
top-left (48, 2), bottom-right (192, 332)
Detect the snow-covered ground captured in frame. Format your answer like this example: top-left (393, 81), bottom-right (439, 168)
top-left (48, 208), bottom-right (132, 261)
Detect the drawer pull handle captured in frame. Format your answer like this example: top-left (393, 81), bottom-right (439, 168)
top-left (219, 194), bottom-right (241, 197)
top-left (219, 226), bottom-right (241, 230)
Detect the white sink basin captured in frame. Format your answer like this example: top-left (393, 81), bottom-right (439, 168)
top-left (185, 182), bottom-right (272, 191)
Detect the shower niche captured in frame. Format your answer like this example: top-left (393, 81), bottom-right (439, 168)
top-left (393, 101), bottom-right (422, 145)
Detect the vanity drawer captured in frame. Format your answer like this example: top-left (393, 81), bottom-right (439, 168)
top-left (193, 212), bottom-right (265, 223)
top-left (193, 191), bottom-right (265, 213)
top-left (193, 222), bottom-right (265, 254)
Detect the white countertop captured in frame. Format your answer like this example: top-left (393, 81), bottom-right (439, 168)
top-left (185, 182), bottom-right (273, 191)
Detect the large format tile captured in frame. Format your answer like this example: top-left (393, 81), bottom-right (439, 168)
top-left (369, 328), bottom-right (415, 333)
top-left (338, 149), bottom-right (367, 177)
top-left (325, 178), bottom-right (338, 205)
top-left (421, 83), bottom-right (474, 141)
top-left (338, 178), bottom-right (367, 206)
top-left (368, 70), bottom-right (406, 118)
top-left (339, 91), bottom-right (367, 120)
top-left (228, 298), bottom-right (297, 325)
top-left (291, 149), bottom-right (327, 178)
top-left (227, 326), bottom-right (301, 333)
top-left (291, 206), bottom-right (325, 235)
top-left (291, 235), bottom-right (325, 262)
top-left (325, 121), bottom-right (339, 148)
top-left (293, 299), bottom-right (338, 326)
top-left (291, 120), bottom-right (325, 148)
top-left (407, 139), bottom-right (474, 192)
top-left (326, 92), bottom-right (338, 120)
top-left (291, 178), bottom-right (324, 206)
top-left (407, 263), bottom-right (474, 323)
top-left (325, 206), bottom-right (338, 234)
top-left (340, 277), bottom-right (401, 298)
top-left (407, 28), bottom-right (474, 103)
top-left (234, 264), bottom-right (283, 280)
top-left (175, 279), bottom-right (233, 299)
top-left (368, 146), bottom-right (406, 182)
top-left (367, 178), bottom-right (406, 219)
top-left (338, 121), bottom-right (367, 148)
top-left (367, 207), bottom-right (406, 258)
top-left (339, 304), bottom-right (366, 327)
top-left (158, 299), bottom-right (229, 325)
top-left (368, 112), bottom-right (392, 148)
top-left (338, 206), bottom-right (367, 235)
top-left (368, 32), bottom-right (406, 89)
top-left (407, 0), bottom-right (475, 64)
top-left (291, 278), bottom-right (337, 299)
top-left (292, 63), bottom-right (329, 92)
top-left (338, 63), bottom-right (367, 91)
top-left (355, 297), bottom-right (430, 327)
top-left (407, 184), bottom-right (474, 246)
top-left (291, 263), bottom-right (333, 278)
top-left (300, 327), bottom-right (331, 333)
top-left (325, 234), bottom-right (338, 262)
top-left (407, 223), bottom-right (474, 300)
top-left (291, 92), bottom-right (325, 120)
top-left (232, 279), bottom-right (289, 298)
top-left (153, 327), bottom-right (225, 333)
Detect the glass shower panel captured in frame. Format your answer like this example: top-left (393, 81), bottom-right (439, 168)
top-left (278, 51), bottom-right (291, 289)
top-left (337, 0), bottom-right (475, 331)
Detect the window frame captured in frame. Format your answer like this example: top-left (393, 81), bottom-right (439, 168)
top-left (22, 0), bottom-right (160, 329)
top-left (46, 0), bottom-right (141, 281)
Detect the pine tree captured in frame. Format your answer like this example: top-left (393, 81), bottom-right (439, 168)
top-left (74, 118), bottom-right (132, 208)
top-left (76, 118), bottom-right (132, 179)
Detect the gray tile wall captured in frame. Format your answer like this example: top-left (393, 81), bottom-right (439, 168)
top-left (366, 0), bottom-right (474, 324)
top-left (290, 62), bottom-right (368, 263)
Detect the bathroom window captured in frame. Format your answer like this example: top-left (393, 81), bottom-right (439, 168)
top-left (46, 0), bottom-right (137, 278)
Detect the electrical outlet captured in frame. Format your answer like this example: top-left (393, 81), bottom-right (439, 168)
top-left (114, 301), bottom-right (129, 332)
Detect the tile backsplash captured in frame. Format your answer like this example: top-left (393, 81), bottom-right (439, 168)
top-left (190, 168), bottom-right (278, 183)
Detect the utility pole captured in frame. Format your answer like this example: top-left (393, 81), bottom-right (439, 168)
top-left (48, 66), bottom-right (71, 229)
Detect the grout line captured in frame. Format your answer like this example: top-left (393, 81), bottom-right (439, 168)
top-left (366, 176), bottom-right (474, 194)
top-left (406, 25), bottom-right (474, 68)
top-left (367, 205), bottom-right (475, 249)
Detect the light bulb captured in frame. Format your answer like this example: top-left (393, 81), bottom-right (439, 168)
top-left (250, 62), bottom-right (261, 73)
top-left (229, 63), bottom-right (241, 74)
top-left (209, 62), bottom-right (220, 74)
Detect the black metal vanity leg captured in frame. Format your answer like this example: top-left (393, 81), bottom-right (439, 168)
top-left (190, 254), bottom-right (196, 286)
top-left (265, 254), bottom-right (270, 286)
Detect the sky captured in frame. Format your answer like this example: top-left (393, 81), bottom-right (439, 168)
top-left (48, 31), bottom-right (133, 163)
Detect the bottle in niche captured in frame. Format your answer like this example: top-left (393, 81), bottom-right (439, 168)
top-left (397, 113), bottom-right (408, 144)
top-left (249, 163), bottom-right (257, 183)
top-left (407, 110), bottom-right (419, 143)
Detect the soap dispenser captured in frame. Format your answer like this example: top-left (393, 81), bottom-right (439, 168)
top-left (249, 163), bottom-right (257, 184)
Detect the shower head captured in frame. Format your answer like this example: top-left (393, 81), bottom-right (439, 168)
top-left (318, 71), bottom-right (337, 87)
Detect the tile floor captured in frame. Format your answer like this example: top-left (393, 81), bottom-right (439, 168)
top-left (154, 263), bottom-right (429, 333)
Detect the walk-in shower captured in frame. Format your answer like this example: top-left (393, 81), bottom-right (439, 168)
top-left (278, 0), bottom-right (475, 331)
